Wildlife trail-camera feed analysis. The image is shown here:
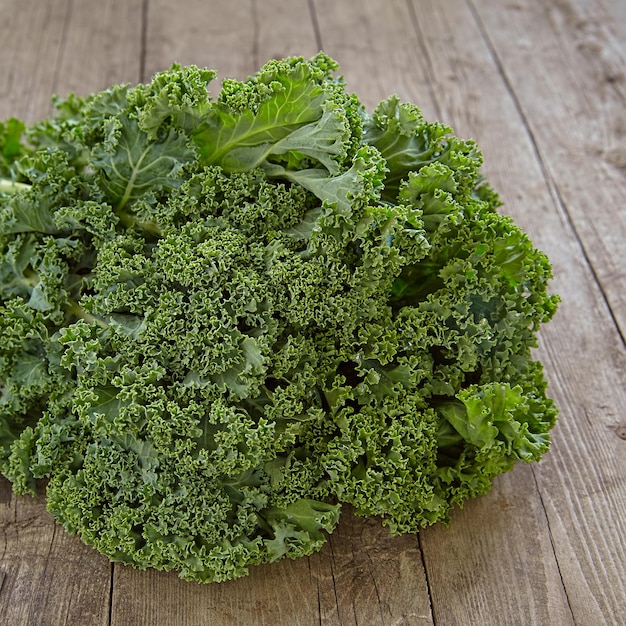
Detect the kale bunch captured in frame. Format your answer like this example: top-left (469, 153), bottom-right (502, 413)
top-left (0, 54), bottom-right (558, 582)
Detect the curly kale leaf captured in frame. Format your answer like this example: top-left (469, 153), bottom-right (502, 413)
top-left (0, 54), bottom-right (558, 583)
top-left (0, 118), bottom-right (30, 181)
top-left (364, 95), bottom-right (482, 202)
top-left (191, 54), bottom-right (362, 185)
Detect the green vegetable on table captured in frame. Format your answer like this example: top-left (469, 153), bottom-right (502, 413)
top-left (0, 54), bottom-right (558, 582)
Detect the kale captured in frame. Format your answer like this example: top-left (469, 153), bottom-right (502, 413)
top-left (0, 54), bottom-right (558, 582)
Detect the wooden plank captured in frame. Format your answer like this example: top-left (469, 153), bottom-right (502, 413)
top-left (254, 7), bottom-right (433, 622)
top-left (52, 0), bottom-right (144, 95)
top-left (0, 1), bottom-right (144, 624)
top-left (110, 550), bottom-right (320, 626)
top-left (0, 0), bottom-right (143, 116)
top-left (316, 508), bottom-right (433, 626)
top-left (0, 478), bottom-right (112, 626)
top-left (0, 0), bottom-right (73, 121)
top-left (107, 3), bottom-right (320, 625)
top-left (144, 0), bottom-right (256, 81)
top-left (145, 0), bottom-right (319, 83)
top-left (0, 0), bottom-right (143, 111)
top-left (310, 0), bottom-right (580, 624)
top-left (406, 0), bottom-right (626, 623)
top-left (254, 0), bottom-right (320, 67)
top-left (115, 4), bottom-right (430, 623)
top-left (422, 468), bottom-right (574, 625)
top-left (310, 0), bottom-right (440, 117)
top-left (108, 507), bottom-right (432, 626)
top-left (472, 0), bottom-right (626, 337)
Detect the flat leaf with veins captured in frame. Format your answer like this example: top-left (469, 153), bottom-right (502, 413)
top-left (92, 114), bottom-right (195, 209)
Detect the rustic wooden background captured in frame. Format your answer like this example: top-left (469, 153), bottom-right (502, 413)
top-left (0, 0), bottom-right (625, 624)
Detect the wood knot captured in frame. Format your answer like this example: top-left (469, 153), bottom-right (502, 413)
top-left (613, 423), bottom-right (626, 441)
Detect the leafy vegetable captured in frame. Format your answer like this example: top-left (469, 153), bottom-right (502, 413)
top-left (0, 54), bottom-right (558, 582)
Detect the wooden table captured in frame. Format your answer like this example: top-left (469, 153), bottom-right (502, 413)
top-left (0, 0), bottom-right (624, 624)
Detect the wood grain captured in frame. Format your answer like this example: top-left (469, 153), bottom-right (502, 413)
top-left (108, 507), bottom-right (431, 626)
top-left (317, 508), bottom-right (432, 626)
top-left (0, 0), bottom-right (624, 624)
top-left (110, 548), bottom-right (320, 626)
top-left (52, 0), bottom-right (144, 95)
top-left (422, 467), bottom-right (575, 626)
top-left (474, 0), bottom-right (626, 338)
top-left (144, 0), bottom-right (319, 83)
top-left (0, 0), bottom-right (72, 121)
top-left (144, 0), bottom-right (257, 80)
top-left (313, 1), bottom-right (603, 624)
top-left (311, 0), bottom-right (440, 117)
top-left (0, 1), bottom-right (144, 624)
top-left (409, 1), bottom-right (626, 623)
top-left (0, 478), bottom-right (112, 626)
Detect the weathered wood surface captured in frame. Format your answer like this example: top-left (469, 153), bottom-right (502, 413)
top-left (0, 0), bottom-right (624, 624)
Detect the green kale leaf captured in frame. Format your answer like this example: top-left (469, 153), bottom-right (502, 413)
top-left (0, 53), bottom-right (558, 583)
